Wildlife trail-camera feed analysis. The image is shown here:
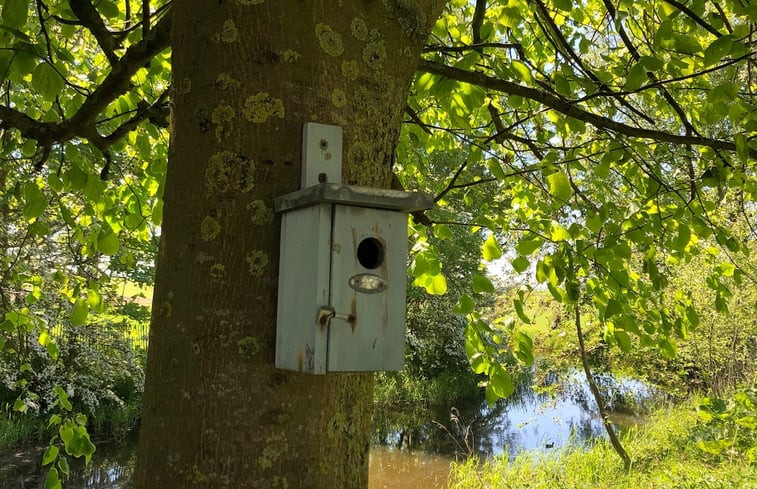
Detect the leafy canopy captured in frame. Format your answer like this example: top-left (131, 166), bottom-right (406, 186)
top-left (0, 0), bottom-right (755, 419)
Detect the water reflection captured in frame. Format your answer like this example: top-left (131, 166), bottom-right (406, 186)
top-left (372, 369), bottom-right (661, 459)
top-left (0, 438), bottom-right (136, 489)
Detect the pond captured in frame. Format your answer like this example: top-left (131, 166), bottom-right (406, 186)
top-left (374, 369), bottom-right (661, 460)
top-left (0, 370), bottom-right (662, 489)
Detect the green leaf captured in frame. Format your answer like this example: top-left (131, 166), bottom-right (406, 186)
top-left (547, 171), bottom-right (573, 202)
top-left (604, 298), bottom-right (622, 318)
top-left (53, 386), bottom-right (73, 411)
top-left (470, 352), bottom-right (488, 374)
top-left (686, 306), bottom-right (699, 330)
top-left (586, 213), bottom-right (602, 232)
top-left (486, 158), bottom-right (507, 180)
top-left (488, 365), bottom-right (515, 399)
top-left (453, 294), bottom-right (474, 314)
top-left (45, 341), bottom-right (59, 361)
top-left (624, 61), bottom-right (648, 91)
top-left (426, 274), bottom-right (447, 295)
top-left (697, 439), bottom-right (726, 455)
top-left (482, 234), bottom-right (502, 261)
top-left (57, 456), bottom-right (70, 477)
top-left (59, 423), bottom-right (74, 445)
top-left (47, 173), bottom-right (64, 192)
top-left (546, 282), bottom-right (566, 303)
top-left (23, 183), bottom-right (47, 221)
top-left (565, 281), bottom-right (580, 303)
top-left (516, 237), bottom-right (543, 256)
top-left (70, 426), bottom-right (96, 462)
top-left (42, 445), bottom-right (59, 465)
top-left (553, 72), bottom-right (572, 96)
top-left (514, 298), bottom-right (531, 324)
top-left (704, 35), bottom-right (734, 67)
top-left (614, 330), bottom-right (632, 352)
top-left (124, 213), bottom-right (145, 230)
top-left (412, 251), bottom-right (438, 277)
top-left (472, 274), bottom-right (495, 294)
top-left (70, 299), bottom-right (89, 326)
top-left (511, 256), bottom-right (530, 273)
top-left (2, 0), bottom-right (28, 29)
top-left (44, 468), bottom-right (61, 489)
top-left (674, 34), bottom-right (702, 54)
top-left (658, 337), bottom-right (677, 359)
top-left (654, 21), bottom-right (675, 50)
top-left (13, 398), bottom-right (27, 413)
top-left (63, 165), bottom-right (87, 191)
top-left (434, 224), bottom-right (452, 239)
top-left (639, 55), bottom-right (664, 71)
top-left (535, 259), bottom-right (551, 283)
top-left (550, 221), bottom-right (571, 242)
top-left (97, 230), bottom-right (120, 256)
top-left (32, 62), bottom-right (65, 101)
top-left (514, 330), bottom-right (534, 365)
top-left (675, 224), bottom-right (691, 250)
top-left (97, 0), bottom-right (120, 19)
top-left (724, 236), bottom-right (740, 253)
top-left (511, 60), bottom-right (533, 83)
top-left (736, 416), bottom-right (757, 430)
top-left (151, 198), bottom-right (164, 224)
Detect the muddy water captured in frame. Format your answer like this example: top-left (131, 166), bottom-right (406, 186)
top-left (0, 441), bottom-right (450, 489)
top-left (369, 447), bottom-right (452, 489)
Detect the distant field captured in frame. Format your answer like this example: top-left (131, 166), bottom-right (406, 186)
top-left (117, 280), bottom-right (153, 307)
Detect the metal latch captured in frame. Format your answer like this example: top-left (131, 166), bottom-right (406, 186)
top-left (317, 306), bottom-right (355, 327)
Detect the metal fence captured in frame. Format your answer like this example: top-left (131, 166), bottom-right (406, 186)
top-left (49, 321), bottom-right (149, 352)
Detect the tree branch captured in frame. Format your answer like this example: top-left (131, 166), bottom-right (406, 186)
top-left (662, 0), bottom-right (724, 38)
top-left (68, 0), bottom-right (121, 65)
top-left (67, 12), bottom-right (170, 134)
top-left (435, 158), bottom-right (470, 202)
top-left (422, 42), bottom-right (521, 53)
top-left (417, 60), bottom-right (756, 158)
top-left (101, 90), bottom-right (170, 145)
top-left (711, 2), bottom-right (733, 34)
top-left (487, 103), bottom-right (545, 159)
top-left (0, 12), bottom-right (171, 151)
top-left (404, 105), bottom-right (432, 134)
top-left (471, 0), bottom-right (487, 46)
top-left (533, 0), bottom-right (653, 125)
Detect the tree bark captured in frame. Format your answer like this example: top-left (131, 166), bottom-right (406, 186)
top-left (135, 2), bottom-right (445, 488)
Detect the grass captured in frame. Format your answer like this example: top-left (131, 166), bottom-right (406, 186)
top-left (115, 279), bottom-right (154, 306)
top-left (448, 402), bottom-right (757, 489)
top-left (0, 397), bottom-right (144, 453)
top-left (87, 397), bottom-right (142, 443)
top-left (0, 409), bottom-right (48, 451)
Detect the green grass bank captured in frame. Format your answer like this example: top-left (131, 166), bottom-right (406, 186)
top-left (448, 399), bottom-right (757, 489)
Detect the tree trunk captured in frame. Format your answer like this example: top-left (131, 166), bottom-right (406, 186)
top-left (135, 2), bottom-right (445, 488)
top-left (574, 304), bottom-right (632, 469)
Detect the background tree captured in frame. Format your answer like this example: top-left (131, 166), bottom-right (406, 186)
top-left (397, 0), bottom-right (755, 405)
